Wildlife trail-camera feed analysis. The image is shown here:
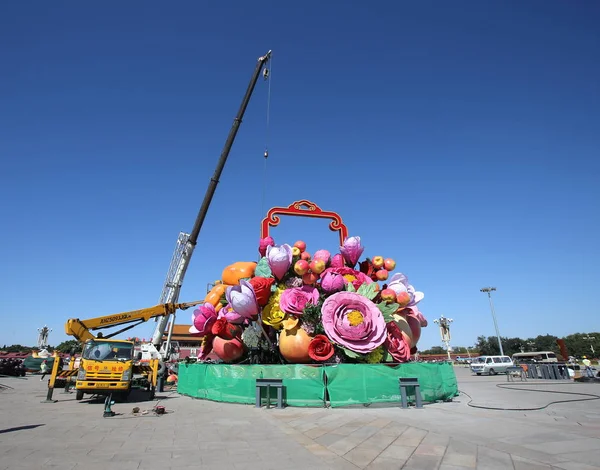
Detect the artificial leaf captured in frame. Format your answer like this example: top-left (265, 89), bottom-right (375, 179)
top-left (383, 351), bottom-right (394, 363)
top-left (357, 282), bottom-right (378, 300)
top-left (346, 283), bottom-right (356, 293)
top-left (340, 347), bottom-right (361, 359)
top-left (255, 257), bottom-right (273, 278)
top-left (377, 302), bottom-right (399, 323)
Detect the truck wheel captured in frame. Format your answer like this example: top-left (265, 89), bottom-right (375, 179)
top-left (76, 390), bottom-right (84, 401)
top-left (476, 373), bottom-right (481, 376)
top-left (489, 368), bottom-right (496, 375)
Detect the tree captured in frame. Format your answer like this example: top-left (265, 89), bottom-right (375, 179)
top-left (54, 340), bottom-right (82, 354)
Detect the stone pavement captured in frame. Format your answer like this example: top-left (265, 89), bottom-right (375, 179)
top-left (1, 367), bottom-right (600, 470)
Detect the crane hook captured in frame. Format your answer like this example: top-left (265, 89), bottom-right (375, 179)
top-left (264, 149), bottom-right (269, 159)
top-left (263, 68), bottom-right (270, 80)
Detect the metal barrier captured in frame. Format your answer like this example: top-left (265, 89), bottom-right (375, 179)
top-left (522, 363), bottom-right (571, 380)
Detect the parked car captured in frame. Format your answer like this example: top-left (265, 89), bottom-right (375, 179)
top-left (470, 355), bottom-right (513, 375)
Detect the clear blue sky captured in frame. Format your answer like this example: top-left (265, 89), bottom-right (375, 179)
top-left (1, 1), bottom-right (598, 350)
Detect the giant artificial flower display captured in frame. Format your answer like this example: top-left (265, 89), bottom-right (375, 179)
top-left (189, 236), bottom-right (428, 364)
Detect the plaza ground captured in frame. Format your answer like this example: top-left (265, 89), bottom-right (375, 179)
top-left (1, 366), bottom-right (599, 470)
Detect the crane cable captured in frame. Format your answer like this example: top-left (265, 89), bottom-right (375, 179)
top-left (261, 56), bottom-right (272, 220)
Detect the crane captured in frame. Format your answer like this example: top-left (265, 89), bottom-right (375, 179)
top-left (149, 50), bottom-right (272, 366)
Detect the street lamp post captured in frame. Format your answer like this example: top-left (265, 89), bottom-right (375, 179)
top-left (433, 315), bottom-right (454, 361)
top-left (480, 287), bottom-right (504, 356)
top-left (583, 335), bottom-right (596, 356)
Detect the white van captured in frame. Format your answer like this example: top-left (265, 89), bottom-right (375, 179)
top-left (470, 355), bottom-right (514, 375)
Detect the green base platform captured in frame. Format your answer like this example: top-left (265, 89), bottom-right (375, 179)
top-left (178, 362), bottom-right (458, 407)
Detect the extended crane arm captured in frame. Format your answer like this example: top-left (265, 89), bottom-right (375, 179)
top-left (65, 301), bottom-right (202, 343)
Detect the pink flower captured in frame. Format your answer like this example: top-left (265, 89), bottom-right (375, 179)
top-left (313, 249), bottom-right (331, 264)
top-left (321, 291), bottom-right (386, 354)
top-left (385, 321), bottom-right (412, 363)
top-left (340, 236), bottom-right (364, 267)
top-left (330, 253), bottom-right (345, 268)
top-left (320, 271), bottom-right (345, 294)
top-left (259, 236), bottom-right (275, 257)
top-left (266, 244), bottom-right (293, 280)
top-left (321, 267), bottom-right (373, 291)
top-left (189, 303), bottom-right (218, 336)
top-left (226, 280), bottom-right (259, 319)
top-left (279, 286), bottom-right (319, 316)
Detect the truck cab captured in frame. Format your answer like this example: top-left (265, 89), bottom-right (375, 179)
top-left (76, 339), bottom-right (137, 400)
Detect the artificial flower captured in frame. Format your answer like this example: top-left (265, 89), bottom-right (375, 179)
top-left (248, 276), bottom-right (275, 307)
top-left (387, 273), bottom-right (424, 307)
top-left (285, 277), bottom-right (304, 288)
top-left (198, 335), bottom-right (213, 360)
top-left (226, 280), bottom-right (259, 319)
top-left (261, 287), bottom-right (286, 329)
top-left (266, 244), bottom-right (293, 280)
top-left (189, 303), bottom-right (218, 336)
top-left (259, 236), bottom-right (275, 257)
top-left (321, 267), bottom-right (373, 291)
top-left (211, 318), bottom-right (242, 340)
top-left (279, 286), bottom-right (319, 316)
top-left (364, 346), bottom-right (384, 364)
top-left (320, 271), bottom-right (345, 294)
top-left (217, 304), bottom-right (245, 325)
top-left (308, 335), bottom-right (334, 361)
top-left (321, 291), bottom-right (386, 354)
top-left (313, 249), bottom-right (331, 264)
top-left (330, 253), bottom-right (345, 268)
top-left (400, 306), bottom-right (428, 327)
top-left (340, 236), bottom-right (364, 267)
top-left (385, 321), bottom-right (411, 363)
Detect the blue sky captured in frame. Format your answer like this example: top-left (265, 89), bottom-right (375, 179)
top-left (1, 1), bottom-right (598, 350)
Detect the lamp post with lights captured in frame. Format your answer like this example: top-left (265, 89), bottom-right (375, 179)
top-left (480, 287), bottom-right (504, 356)
top-left (433, 315), bottom-right (454, 361)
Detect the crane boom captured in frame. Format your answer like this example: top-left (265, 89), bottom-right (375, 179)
top-left (65, 301), bottom-right (202, 343)
top-left (150, 50), bottom-right (272, 350)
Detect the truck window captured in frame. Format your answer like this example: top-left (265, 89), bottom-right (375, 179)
top-left (493, 357), bottom-right (502, 363)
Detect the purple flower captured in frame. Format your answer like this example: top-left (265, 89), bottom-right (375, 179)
top-left (279, 286), bottom-right (319, 316)
top-left (259, 236), bottom-right (275, 257)
top-left (225, 280), bottom-right (259, 319)
top-left (266, 244), bottom-right (293, 280)
top-left (340, 236), bottom-right (364, 267)
top-left (387, 273), bottom-right (424, 307)
top-left (320, 271), bottom-right (345, 294)
top-left (189, 303), bottom-right (218, 336)
top-left (321, 291), bottom-right (386, 354)
top-left (285, 277), bottom-right (304, 288)
top-left (217, 304), bottom-right (245, 325)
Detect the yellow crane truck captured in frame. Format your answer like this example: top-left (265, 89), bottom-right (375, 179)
top-left (64, 301), bottom-right (200, 401)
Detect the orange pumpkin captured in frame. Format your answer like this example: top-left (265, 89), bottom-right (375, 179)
top-left (221, 262), bottom-right (257, 286)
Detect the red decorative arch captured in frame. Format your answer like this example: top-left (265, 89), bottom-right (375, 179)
top-left (261, 200), bottom-right (349, 245)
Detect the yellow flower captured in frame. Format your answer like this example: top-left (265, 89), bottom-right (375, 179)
top-left (262, 288), bottom-right (286, 329)
top-left (364, 346), bottom-right (384, 364)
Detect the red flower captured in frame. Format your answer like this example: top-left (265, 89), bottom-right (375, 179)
top-left (308, 335), bottom-right (334, 362)
top-left (248, 277), bottom-right (275, 307)
top-left (385, 321), bottom-right (412, 363)
top-left (211, 318), bottom-right (242, 340)
top-left (321, 267), bottom-right (373, 291)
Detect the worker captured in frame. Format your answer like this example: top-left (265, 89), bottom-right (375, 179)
top-left (40, 360), bottom-right (48, 381)
top-left (582, 356), bottom-right (594, 378)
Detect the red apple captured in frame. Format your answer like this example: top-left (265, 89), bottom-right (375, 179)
top-left (302, 272), bottom-right (318, 285)
top-left (294, 260), bottom-right (310, 276)
top-left (396, 291), bottom-right (411, 308)
top-left (384, 258), bottom-right (396, 271)
top-left (301, 251), bottom-right (311, 261)
top-left (380, 288), bottom-right (396, 303)
top-left (375, 269), bottom-right (389, 281)
top-left (309, 259), bottom-right (326, 275)
top-left (372, 256), bottom-right (384, 269)
top-left (294, 240), bottom-right (307, 252)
